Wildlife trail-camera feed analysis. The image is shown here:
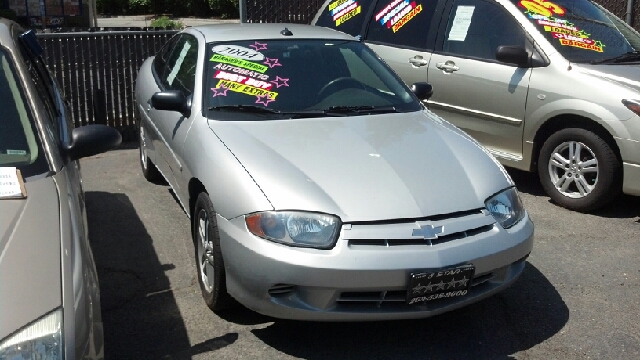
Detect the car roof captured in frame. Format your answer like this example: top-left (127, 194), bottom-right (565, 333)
top-left (190, 22), bottom-right (357, 43)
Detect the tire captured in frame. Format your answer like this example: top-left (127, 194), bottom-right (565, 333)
top-left (538, 128), bottom-right (621, 212)
top-left (139, 125), bottom-right (161, 182)
top-left (192, 192), bottom-right (234, 311)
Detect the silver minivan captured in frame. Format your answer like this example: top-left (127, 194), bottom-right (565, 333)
top-left (0, 19), bottom-right (120, 359)
top-left (313, 0), bottom-right (640, 212)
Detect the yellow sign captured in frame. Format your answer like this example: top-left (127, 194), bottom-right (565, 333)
top-left (216, 80), bottom-right (279, 99)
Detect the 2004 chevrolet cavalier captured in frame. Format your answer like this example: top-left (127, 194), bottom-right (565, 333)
top-left (135, 23), bottom-right (534, 320)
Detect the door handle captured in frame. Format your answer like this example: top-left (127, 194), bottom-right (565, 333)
top-left (409, 56), bottom-right (429, 67)
top-left (436, 61), bottom-right (460, 73)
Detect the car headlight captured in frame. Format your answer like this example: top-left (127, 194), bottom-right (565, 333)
top-left (246, 211), bottom-right (341, 249)
top-left (0, 309), bottom-right (63, 359)
top-left (485, 187), bottom-right (525, 229)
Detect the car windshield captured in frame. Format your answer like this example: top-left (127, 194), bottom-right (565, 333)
top-left (205, 39), bottom-right (422, 120)
top-left (512, 0), bottom-right (640, 63)
top-left (0, 48), bottom-right (47, 178)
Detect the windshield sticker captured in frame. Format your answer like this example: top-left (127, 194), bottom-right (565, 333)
top-left (215, 79), bottom-right (279, 100)
top-left (376, 0), bottom-right (422, 33)
top-left (255, 94), bottom-right (276, 106)
top-left (210, 54), bottom-right (268, 73)
top-left (519, 0), bottom-right (565, 17)
top-left (447, 6), bottom-right (474, 41)
top-left (520, 1), bottom-right (605, 52)
top-left (263, 57), bottom-right (282, 68)
top-left (212, 45), bottom-right (265, 61)
top-left (250, 41), bottom-right (268, 51)
top-left (214, 70), bottom-right (274, 90)
top-left (213, 63), bottom-right (269, 81)
top-left (211, 85), bottom-right (229, 97)
top-left (269, 76), bottom-right (290, 88)
top-left (329, 0), bottom-right (362, 26)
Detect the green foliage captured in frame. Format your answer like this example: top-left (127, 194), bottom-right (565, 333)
top-left (0, 8), bottom-right (17, 21)
top-left (209, 0), bottom-right (239, 18)
top-left (128, 0), bottom-right (151, 14)
top-left (150, 16), bottom-right (185, 29)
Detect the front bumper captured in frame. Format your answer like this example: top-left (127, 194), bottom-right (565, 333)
top-left (218, 212), bottom-right (534, 321)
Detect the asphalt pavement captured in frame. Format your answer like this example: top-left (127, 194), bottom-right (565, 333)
top-left (82, 145), bottom-right (640, 360)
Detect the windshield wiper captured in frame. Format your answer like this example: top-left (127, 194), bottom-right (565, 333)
top-left (208, 105), bottom-right (284, 114)
top-left (323, 105), bottom-right (398, 114)
top-left (590, 50), bottom-right (640, 64)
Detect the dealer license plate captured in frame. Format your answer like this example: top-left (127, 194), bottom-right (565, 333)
top-left (407, 264), bottom-right (475, 305)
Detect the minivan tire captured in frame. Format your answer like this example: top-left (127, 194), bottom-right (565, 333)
top-left (538, 128), bottom-right (621, 212)
top-left (192, 192), bottom-right (235, 311)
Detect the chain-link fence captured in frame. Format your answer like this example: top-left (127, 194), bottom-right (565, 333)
top-left (243, 0), bottom-right (325, 24)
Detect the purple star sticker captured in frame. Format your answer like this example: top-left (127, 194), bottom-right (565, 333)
top-left (263, 57), bottom-right (282, 68)
top-left (255, 94), bottom-right (275, 106)
top-left (250, 41), bottom-right (268, 51)
top-left (211, 86), bottom-right (228, 97)
top-left (269, 76), bottom-right (290, 88)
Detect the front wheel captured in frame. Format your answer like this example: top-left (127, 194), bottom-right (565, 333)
top-left (538, 128), bottom-right (621, 212)
top-left (192, 192), bottom-right (234, 311)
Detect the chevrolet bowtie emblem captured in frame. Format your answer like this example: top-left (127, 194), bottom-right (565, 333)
top-left (412, 223), bottom-right (444, 240)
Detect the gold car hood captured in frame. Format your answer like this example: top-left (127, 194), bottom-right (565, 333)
top-left (0, 175), bottom-right (62, 341)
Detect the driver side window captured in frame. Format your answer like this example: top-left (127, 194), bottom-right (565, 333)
top-left (442, 0), bottom-right (526, 60)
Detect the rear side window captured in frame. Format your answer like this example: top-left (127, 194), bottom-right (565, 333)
top-left (365, 0), bottom-right (439, 49)
top-left (314, 0), bottom-right (375, 36)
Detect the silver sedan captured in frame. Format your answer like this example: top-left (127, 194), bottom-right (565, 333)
top-left (135, 23), bottom-right (534, 321)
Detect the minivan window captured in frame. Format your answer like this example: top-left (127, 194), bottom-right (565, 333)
top-left (512, 0), bottom-right (637, 63)
top-left (443, 0), bottom-right (527, 60)
top-left (315, 0), bottom-right (375, 37)
top-left (365, 0), bottom-right (439, 49)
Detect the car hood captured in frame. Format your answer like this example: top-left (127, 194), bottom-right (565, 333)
top-left (0, 175), bottom-right (62, 341)
top-left (210, 111), bottom-right (512, 222)
top-left (576, 63), bottom-right (640, 93)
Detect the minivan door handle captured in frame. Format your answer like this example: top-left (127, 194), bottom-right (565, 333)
top-left (409, 56), bottom-right (429, 67)
top-left (436, 61), bottom-right (460, 73)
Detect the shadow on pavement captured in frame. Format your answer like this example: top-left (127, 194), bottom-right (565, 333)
top-left (86, 191), bottom-right (192, 359)
top-left (252, 263), bottom-right (568, 360)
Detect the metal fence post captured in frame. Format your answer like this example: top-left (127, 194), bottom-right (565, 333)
top-left (627, 0), bottom-right (635, 25)
top-left (239, 0), bottom-right (247, 23)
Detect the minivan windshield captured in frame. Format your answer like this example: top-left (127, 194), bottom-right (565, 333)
top-left (205, 39), bottom-right (422, 120)
top-left (513, 0), bottom-right (640, 63)
top-left (0, 48), bottom-right (48, 178)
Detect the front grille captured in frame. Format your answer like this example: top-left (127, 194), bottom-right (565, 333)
top-left (347, 224), bottom-right (494, 247)
top-left (335, 272), bottom-right (496, 309)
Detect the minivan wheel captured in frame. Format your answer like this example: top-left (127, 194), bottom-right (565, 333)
top-left (193, 193), bottom-right (234, 311)
top-left (139, 125), bottom-right (161, 182)
top-left (538, 128), bottom-right (621, 212)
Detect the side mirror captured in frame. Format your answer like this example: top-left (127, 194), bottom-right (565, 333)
top-left (151, 90), bottom-right (190, 117)
top-left (411, 82), bottom-right (433, 100)
top-left (63, 124), bottom-right (122, 161)
top-left (496, 46), bottom-right (530, 67)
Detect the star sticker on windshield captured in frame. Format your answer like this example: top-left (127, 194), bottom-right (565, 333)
top-left (250, 41), bottom-right (268, 51)
top-left (255, 94), bottom-right (275, 106)
top-left (263, 57), bottom-right (282, 68)
top-left (211, 85), bottom-right (228, 97)
top-left (594, 40), bottom-right (604, 47)
top-left (270, 76), bottom-right (289, 88)
top-left (434, 281), bottom-right (445, 291)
